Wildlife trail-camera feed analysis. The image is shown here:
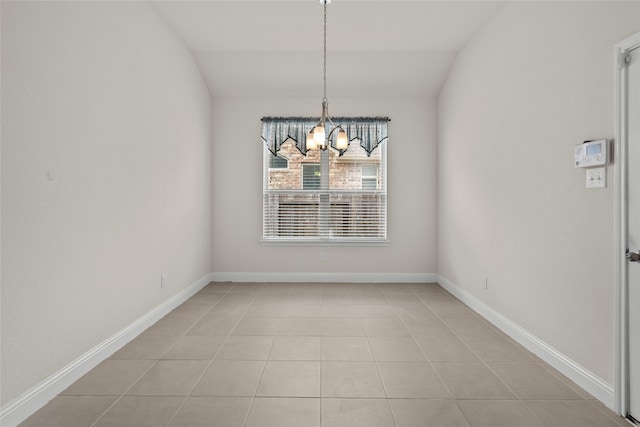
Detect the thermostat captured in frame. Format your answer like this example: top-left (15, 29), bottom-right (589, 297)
top-left (575, 139), bottom-right (607, 168)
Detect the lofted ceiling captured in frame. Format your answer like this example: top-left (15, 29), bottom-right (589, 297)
top-left (151, 1), bottom-right (503, 97)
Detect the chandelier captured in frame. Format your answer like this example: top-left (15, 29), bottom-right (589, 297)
top-left (306, 0), bottom-right (349, 152)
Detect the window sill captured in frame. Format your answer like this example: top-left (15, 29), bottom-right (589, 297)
top-left (260, 239), bottom-right (391, 247)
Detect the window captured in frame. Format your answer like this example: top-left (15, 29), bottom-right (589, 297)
top-left (302, 164), bottom-right (321, 190)
top-left (261, 117), bottom-right (388, 243)
top-left (269, 155), bottom-right (288, 169)
top-left (361, 164), bottom-right (378, 190)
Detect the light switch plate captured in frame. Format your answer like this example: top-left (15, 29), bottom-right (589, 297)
top-left (586, 167), bottom-right (606, 188)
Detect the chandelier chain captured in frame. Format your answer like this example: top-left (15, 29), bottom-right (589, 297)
top-left (323, 1), bottom-right (327, 103)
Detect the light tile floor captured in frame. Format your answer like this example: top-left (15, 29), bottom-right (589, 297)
top-left (19, 282), bottom-right (631, 427)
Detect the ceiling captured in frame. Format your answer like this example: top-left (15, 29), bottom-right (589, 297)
top-left (151, 1), bottom-right (503, 97)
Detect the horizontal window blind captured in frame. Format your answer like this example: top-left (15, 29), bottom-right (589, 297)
top-left (262, 121), bottom-right (387, 242)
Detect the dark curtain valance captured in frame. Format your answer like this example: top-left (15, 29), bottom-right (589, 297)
top-left (261, 116), bottom-right (389, 157)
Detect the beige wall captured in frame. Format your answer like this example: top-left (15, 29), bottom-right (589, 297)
top-left (212, 96), bottom-right (437, 277)
top-left (437, 1), bottom-right (640, 384)
top-left (0, 1), bottom-right (212, 405)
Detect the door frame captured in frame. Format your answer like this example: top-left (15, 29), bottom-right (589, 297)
top-left (615, 31), bottom-right (640, 418)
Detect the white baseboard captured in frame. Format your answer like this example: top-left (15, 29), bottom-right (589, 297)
top-left (0, 272), bottom-right (215, 427)
top-left (211, 272), bottom-right (437, 283)
top-left (437, 274), bottom-right (615, 409)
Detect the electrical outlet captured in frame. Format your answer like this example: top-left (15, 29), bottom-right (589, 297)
top-left (160, 274), bottom-right (167, 288)
top-left (483, 277), bottom-right (488, 290)
top-left (320, 252), bottom-right (326, 262)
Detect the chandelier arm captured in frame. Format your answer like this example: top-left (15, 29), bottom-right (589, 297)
top-left (326, 125), bottom-right (344, 139)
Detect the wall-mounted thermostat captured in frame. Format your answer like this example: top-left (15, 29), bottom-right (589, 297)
top-left (575, 139), bottom-right (607, 168)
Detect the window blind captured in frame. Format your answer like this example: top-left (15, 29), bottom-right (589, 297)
top-left (262, 117), bottom-right (388, 243)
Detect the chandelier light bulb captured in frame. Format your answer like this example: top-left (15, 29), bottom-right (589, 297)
top-left (313, 125), bottom-right (326, 146)
top-left (306, 131), bottom-right (317, 150)
top-left (336, 129), bottom-right (348, 150)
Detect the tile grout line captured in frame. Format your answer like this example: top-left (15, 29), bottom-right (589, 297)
top-left (244, 320), bottom-right (281, 426)
top-left (242, 282), bottom-right (279, 427)
top-left (401, 286), bottom-right (475, 426)
top-left (88, 281), bottom-right (235, 427)
top-left (85, 362), bottom-right (157, 427)
top-left (387, 286), bottom-right (447, 381)
top-left (405, 285), bottom-right (483, 427)
top-left (410, 286), bottom-right (555, 425)
top-left (164, 282), bottom-right (253, 427)
top-left (410, 286), bottom-right (524, 400)
top-left (372, 284), bottom-right (400, 427)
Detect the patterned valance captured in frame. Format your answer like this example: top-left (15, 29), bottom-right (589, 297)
top-left (261, 116), bottom-right (389, 157)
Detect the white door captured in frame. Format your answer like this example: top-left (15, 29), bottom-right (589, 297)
top-left (628, 44), bottom-right (640, 424)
